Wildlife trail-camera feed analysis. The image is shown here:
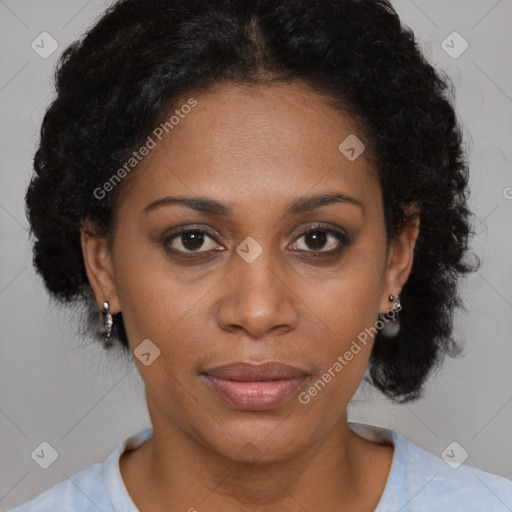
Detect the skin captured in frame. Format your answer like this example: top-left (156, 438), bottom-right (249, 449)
top-left (81, 81), bottom-right (420, 512)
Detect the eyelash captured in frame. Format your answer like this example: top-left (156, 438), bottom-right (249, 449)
top-left (163, 223), bottom-right (350, 260)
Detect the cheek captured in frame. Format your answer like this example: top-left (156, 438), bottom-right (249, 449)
top-left (295, 281), bottom-right (382, 419)
top-left (111, 228), bottom-right (199, 344)
top-left (304, 250), bottom-right (385, 335)
top-left (293, 248), bottom-right (386, 392)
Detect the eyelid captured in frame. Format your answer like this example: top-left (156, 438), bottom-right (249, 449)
top-left (164, 223), bottom-right (223, 242)
top-left (294, 222), bottom-right (349, 239)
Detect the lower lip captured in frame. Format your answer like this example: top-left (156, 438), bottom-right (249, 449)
top-left (204, 375), bottom-right (306, 410)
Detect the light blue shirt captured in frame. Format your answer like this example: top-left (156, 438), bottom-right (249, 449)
top-left (9, 422), bottom-right (512, 511)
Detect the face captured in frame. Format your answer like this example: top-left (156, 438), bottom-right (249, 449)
top-left (82, 81), bottom-right (419, 462)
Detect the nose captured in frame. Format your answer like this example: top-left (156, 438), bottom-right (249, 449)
top-left (216, 247), bottom-right (299, 339)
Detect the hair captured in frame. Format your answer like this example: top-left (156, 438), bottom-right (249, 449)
top-left (26, 0), bottom-right (480, 403)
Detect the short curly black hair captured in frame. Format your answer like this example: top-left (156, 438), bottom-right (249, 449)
top-left (26, 0), bottom-right (480, 403)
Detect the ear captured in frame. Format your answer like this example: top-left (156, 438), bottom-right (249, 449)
top-left (379, 203), bottom-right (420, 314)
top-left (80, 221), bottom-right (121, 314)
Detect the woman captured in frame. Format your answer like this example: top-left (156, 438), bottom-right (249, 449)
top-left (10, 0), bottom-right (512, 510)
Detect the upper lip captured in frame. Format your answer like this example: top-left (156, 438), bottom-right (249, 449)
top-left (203, 361), bottom-right (309, 381)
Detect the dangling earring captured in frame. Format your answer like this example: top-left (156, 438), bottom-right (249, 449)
top-left (379, 294), bottom-right (401, 338)
top-left (102, 301), bottom-right (114, 348)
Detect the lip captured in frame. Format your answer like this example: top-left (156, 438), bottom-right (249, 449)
top-left (202, 362), bottom-right (309, 410)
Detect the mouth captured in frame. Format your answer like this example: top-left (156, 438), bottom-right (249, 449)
top-left (201, 361), bottom-right (309, 410)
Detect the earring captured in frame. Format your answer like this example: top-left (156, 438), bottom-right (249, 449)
top-left (379, 294), bottom-right (401, 338)
top-left (102, 301), bottom-right (114, 348)
top-left (390, 294), bottom-right (401, 313)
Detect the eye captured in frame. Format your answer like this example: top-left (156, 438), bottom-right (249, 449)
top-left (163, 223), bottom-right (350, 260)
top-left (289, 223), bottom-right (350, 256)
top-left (164, 228), bottom-right (223, 256)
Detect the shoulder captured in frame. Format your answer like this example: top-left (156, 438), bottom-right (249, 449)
top-left (383, 429), bottom-right (512, 511)
top-left (8, 427), bottom-right (153, 512)
top-left (7, 462), bottom-right (111, 512)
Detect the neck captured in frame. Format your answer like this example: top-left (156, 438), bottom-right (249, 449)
top-left (120, 410), bottom-right (393, 512)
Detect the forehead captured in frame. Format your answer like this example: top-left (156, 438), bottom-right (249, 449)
top-left (118, 81), bottom-right (380, 214)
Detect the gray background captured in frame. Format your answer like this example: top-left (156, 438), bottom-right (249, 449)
top-left (1, 0), bottom-right (511, 509)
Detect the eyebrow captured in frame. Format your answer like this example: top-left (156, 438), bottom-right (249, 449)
top-left (144, 192), bottom-right (363, 217)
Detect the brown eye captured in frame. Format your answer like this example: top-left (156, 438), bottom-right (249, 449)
top-left (290, 224), bottom-right (350, 255)
top-left (164, 229), bottom-right (221, 255)
top-left (302, 230), bottom-right (330, 251)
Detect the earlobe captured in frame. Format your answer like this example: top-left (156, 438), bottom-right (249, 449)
top-left (80, 225), bottom-right (121, 314)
